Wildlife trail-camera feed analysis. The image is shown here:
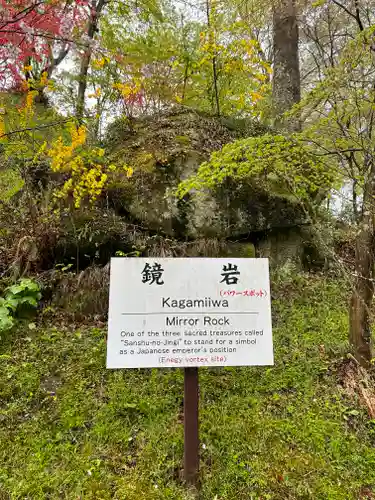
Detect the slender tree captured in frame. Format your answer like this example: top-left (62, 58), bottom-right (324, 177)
top-left (205, 0), bottom-right (220, 117)
top-left (272, 0), bottom-right (301, 128)
top-left (76, 0), bottom-right (107, 121)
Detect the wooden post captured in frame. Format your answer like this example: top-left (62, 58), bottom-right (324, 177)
top-left (184, 367), bottom-right (199, 486)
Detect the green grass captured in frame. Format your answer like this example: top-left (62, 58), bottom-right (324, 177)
top-left (1, 275), bottom-right (375, 499)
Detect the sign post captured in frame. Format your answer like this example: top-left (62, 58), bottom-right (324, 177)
top-left (107, 257), bottom-right (273, 487)
top-left (184, 367), bottom-right (199, 486)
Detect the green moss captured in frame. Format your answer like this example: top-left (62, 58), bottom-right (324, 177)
top-left (225, 242), bottom-right (256, 258)
top-left (0, 276), bottom-right (374, 499)
top-left (175, 135), bottom-right (191, 145)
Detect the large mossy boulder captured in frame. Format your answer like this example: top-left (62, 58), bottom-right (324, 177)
top-left (104, 109), bottom-right (306, 245)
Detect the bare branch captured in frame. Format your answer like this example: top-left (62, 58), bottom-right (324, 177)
top-left (354, 0), bottom-right (364, 31)
top-left (0, 119), bottom-right (73, 139)
top-left (331, 0), bottom-right (364, 31)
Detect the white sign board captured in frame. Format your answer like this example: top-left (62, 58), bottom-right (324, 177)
top-left (107, 258), bottom-right (273, 368)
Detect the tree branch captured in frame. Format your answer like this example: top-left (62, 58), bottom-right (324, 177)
top-left (0, 2), bottom-right (47, 30)
top-left (331, 0), bottom-right (364, 31)
top-left (331, 0), bottom-right (357, 21)
top-left (0, 119), bottom-right (73, 139)
top-left (354, 0), bottom-right (364, 31)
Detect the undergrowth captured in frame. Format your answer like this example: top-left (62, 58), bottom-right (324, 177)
top-left (0, 275), bottom-right (374, 499)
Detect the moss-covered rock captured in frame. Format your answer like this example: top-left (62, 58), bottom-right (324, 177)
top-left (104, 108), bottom-right (305, 243)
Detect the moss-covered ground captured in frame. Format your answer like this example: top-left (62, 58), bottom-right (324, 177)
top-left (1, 275), bottom-right (375, 499)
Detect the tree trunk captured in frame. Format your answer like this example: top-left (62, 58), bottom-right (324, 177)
top-left (350, 228), bottom-right (374, 367)
top-left (349, 165), bottom-right (375, 368)
top-left (272, 0), bottom-right (301, 129)
top-left (352, 178), bottom-right (358, 222)
top-left (76, 0), bottom-right (106, 122)
top-left (206, 0), bottom-right (220, 117)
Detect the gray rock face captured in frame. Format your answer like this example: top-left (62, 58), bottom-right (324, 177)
top-left (105, 109), bottom-right (307, 263)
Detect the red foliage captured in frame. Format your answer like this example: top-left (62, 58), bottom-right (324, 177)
top-left (0, 0), bottom-right (88, 89)
top-left (124, 91), bottom-right (144, 107)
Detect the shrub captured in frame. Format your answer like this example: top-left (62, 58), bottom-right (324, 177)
top-left (0, 278), bottom-right (41, 331)
top-left (0, 189), bottom-right (60, 276)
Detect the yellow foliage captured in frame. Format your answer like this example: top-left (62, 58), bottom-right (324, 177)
top-left (46, 124), bottom-right (131, 208)
top-left (20, 80), bottom-right (29, 92)
top-left (25, 90), bottom-right (38, 115)
top-left (48, 124), bottom-right (86, 172)
top-left (113, 79), bottom-right (141, 99)
top-left (0, 116), bottom-right (5, 139)
top-left (40, 72), bottom-right (49, 87)
top-left (92, 57), bottom-right (109, 70)
top-left (16, 89), bottom-right (39, 128)
top-left (250, 91), bottom-right (263, 102)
